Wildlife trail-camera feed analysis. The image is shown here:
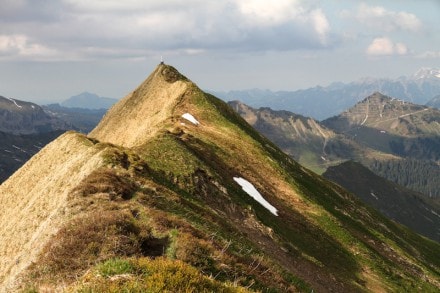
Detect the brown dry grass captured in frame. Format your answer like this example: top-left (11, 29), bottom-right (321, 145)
top-left (89, 64), bottom-right (189, 147)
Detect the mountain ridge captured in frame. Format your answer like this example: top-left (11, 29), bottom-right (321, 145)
top-left (1, 64), bottom-right (440, 292)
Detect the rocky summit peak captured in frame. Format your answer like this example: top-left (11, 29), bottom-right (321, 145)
top-left (159, 63), bottom-right (189, 83)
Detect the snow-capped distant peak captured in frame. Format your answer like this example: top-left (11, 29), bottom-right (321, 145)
top-left (182, 113), bottom-right (200, 125)
top-left (412, 68), bottom-right (440, 80)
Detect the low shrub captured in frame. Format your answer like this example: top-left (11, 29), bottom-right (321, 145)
top-left (72, 168), bottom-right (137, 200)
top-left (74, 257), bottom-right (249, 293)
top-left (25, 210), bottom-right (164, 283)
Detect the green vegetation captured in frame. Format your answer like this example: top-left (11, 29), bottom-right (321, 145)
top-left (97, 258), bottom-right (134, 277)
top-left (138, 133), bottom-right (203, 176)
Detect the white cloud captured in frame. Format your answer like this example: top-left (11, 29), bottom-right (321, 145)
top-left (366, 37), bottom-right (408, 56)
top-left (394, 42), bottom-right (408, 55)
top-left (356, 3), bottom-right (422, 32)
top-left (237, 0), bottom-right (302, 25)
top-left (0, 0), bottom-right (336, 61)
top-left (0, 34), bottom-right (58, 60)
top-left (237, 0), bottom-right (331, 45)
top-left (310, 9), bottom-right (330, 45)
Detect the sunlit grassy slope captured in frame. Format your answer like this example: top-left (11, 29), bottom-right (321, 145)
top-left (1, 64), bottom-right (439, 292)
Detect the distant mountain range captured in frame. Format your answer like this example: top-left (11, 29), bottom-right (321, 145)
top-left (60, 92), bottom-right (118, 109)
top-left (216, 68), bottom-right (440, 120)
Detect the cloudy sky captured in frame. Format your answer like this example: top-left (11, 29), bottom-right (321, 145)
top-left (1, 0), bottom-right (439, 103)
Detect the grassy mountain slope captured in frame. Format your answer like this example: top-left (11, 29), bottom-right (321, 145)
top-left (1, 64), bottom-right (440, 292)
top-left (89, 66), bottom-right (189, 147)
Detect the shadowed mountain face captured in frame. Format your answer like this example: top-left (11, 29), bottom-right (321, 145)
top-left (0, 96), bottom-right (70, 135)
top-left (1, 65), bottom-right (440, 292)
top-left (323, 161), bottom-right (440, 242)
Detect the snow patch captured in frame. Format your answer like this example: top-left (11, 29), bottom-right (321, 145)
top-left (233, 177), bottom-right (278, 216)
top-left (6, 97), bottom-right (22, 108)
top-left (370, 192), bottom-right (379, 200)
top-left (182, 113), bottom-right (200, 125)
top-left (424, 206), bottom-right (440, 218)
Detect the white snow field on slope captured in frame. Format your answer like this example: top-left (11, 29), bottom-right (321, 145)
top-left (182, 113), bottom-right (200, 125)
top-left (233, 177), bottom-right (278, 216)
